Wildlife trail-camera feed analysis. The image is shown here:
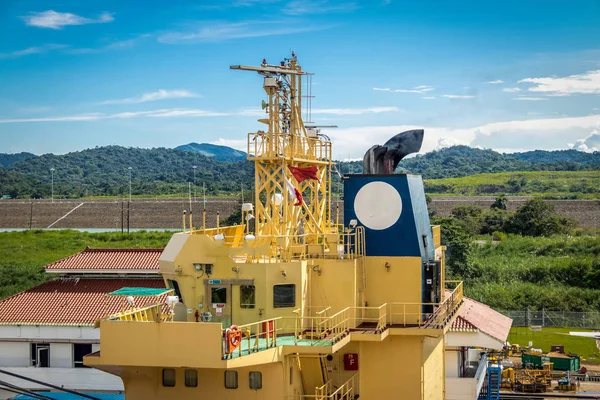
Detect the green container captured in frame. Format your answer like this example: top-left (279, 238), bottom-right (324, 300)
top-left (521, 352), bottom-right (579, 371)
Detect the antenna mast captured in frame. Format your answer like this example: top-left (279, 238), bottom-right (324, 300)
top-left (230, 52), bottom-right (334, 245)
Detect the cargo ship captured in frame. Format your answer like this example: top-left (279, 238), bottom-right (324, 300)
top-left (84, 53), bottom-right (466, 399)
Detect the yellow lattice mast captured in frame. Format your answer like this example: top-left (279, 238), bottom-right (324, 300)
top-left (231, 53), bottom-right (334, 245)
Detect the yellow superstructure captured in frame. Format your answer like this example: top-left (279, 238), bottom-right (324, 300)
top-left (85, 53), bottom-right (464, 400)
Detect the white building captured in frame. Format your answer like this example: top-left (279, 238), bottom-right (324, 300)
top-left (0, 248), bottom-right (166, 399)
top-left (445, 296), bottom-right (513, 400)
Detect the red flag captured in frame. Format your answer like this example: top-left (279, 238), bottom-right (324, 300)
top-left (288, 165), bottom-right (319, 183)
top-left (284, 177), bottom-right (303, 206)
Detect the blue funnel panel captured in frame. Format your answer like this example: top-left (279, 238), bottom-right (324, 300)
top-left (344, 174), bottom-right (434, 261)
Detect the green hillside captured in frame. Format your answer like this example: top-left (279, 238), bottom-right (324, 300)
top-left (425, 171), bottom-right (600, 199)
top-left (1, 144), bottom-right (599, 199)
top-left (0, 152), bottom-right (37, 168)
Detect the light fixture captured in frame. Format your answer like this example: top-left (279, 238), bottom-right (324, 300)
top-left (312, 265), bottom-right (322, 276)
top-left (281, 270), bottom-right (287, 279)
top-left (385, 262), bottom-right (391, 272)
top-left (349, 219), bottom-right (358, 229)
top-left (232, 267), bottom-right (240, 274)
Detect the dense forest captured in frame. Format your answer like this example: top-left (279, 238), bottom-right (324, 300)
top-left (1, 145), bottom-right (598, 199)
top-left (435, 197), bottom-right (600, 311)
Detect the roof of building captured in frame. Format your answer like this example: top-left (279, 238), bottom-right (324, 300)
top-left (0, 278), bottom-right (167, 326)
top-left (449, 295), bottom-right (513, 343)
top-left (45, 248), bottom-right (162, 273)
top-left (451, 316), bottom-right (479, 332)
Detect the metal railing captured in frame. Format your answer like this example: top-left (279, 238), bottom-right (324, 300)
top-left (388, 281), bottom-right (463, 328)
top-left (222, 317), bottom-right (280, 359)
top-left (286, 373), bottom-right (359, 400)
top-left (189, 226), bottom-right (366, 263)
top-left (474, 354), bottom-right (488, 396)
top-left (247, 132), bottom-right (332, 163)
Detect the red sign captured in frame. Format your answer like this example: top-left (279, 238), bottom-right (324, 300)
top-left (343, 353), bottom-right (358, 370)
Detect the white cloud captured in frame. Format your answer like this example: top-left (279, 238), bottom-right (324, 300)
top-left (568, 129), bottom-right (600, 152)
top-left (158, 21), bottom-right (329, 43)
top-left (486, 80), bottom-right (504, 84)
top-left (0, 109), bottom-right (228, 123)
top-left (239, 106), bottom-right (401, 116)
top-left (23, 10), bottom-right (114, 29)
top-left (282, 1), bottom-right (357, 15)
top-left (210, 138), bottom-right (247, 151)
top-left (68, 34), bottom-right (151, 54)
top-left (373, 86), bottom-right (435, 94)
top-left (441, 94), bottom-right (475, 99)
top-left (0, 105), bottom-right (400, 124)
top-left (422, 96), bottom-right (436, 100)
top-left (316, 114), bottom-right (600, 158)
top-left (311, 106), bottom-right (401, 115)
top-left (518, 70), bottom-right (600, 95)
top-left (0, 44), bottom-right (67, 59)
top-left (502, 87), bottom-right (521, 93)
top-left (100, 89), bottom-right (200, 105)
top-left (512, 97), bottom-right (548, 101)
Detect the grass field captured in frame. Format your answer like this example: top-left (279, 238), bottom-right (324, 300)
top-left (425, 170), bottom-right (600, 198)
top-left (0, 230), bottom-right (173, 300)
top-left (508, 327), bottom-right (600, 364)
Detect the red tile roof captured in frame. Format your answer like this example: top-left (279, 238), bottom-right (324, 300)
top-left (0, 278), bottom-right (167, 326)
top-left (450, 296), bottom-right (512, 343)
top-left (451, 316), bottom-right (479, 331)
top-left (45, 248), bottom-right (162, 273)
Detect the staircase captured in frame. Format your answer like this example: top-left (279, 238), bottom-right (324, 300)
top-left (479, 364), bottom-right (501, 400)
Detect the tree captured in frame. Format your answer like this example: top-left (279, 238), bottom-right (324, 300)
top-left (450, 205), bottom-right (483, 236)
top-left (491, 194), bottom-right (507, 210)
top-left (432, 216), bottom-right (477, 280)
top-left (506, 198), bottom-right (573, 236)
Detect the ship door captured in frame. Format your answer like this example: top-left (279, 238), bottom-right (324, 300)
top-left (208, 284), bottom-right (232, 328)
top-left (299, 356), bottom-right (326, 396)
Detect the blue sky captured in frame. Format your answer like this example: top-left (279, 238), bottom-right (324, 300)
top-left (1, 0), bottom-right (599, 159)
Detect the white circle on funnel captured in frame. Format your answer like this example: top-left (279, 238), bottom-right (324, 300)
top-left (353, 181), bottom-right (402, 230)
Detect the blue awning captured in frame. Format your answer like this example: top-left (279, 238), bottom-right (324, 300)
top-left (12, 393), bottom-right (124, 400)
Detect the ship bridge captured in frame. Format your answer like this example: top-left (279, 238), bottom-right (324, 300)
top-left (85, 53), bottom-right (465, 400)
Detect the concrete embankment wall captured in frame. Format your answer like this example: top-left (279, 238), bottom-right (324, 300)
top-left (0, 197), bottom-right (598, 230)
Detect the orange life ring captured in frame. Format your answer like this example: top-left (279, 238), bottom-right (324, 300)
top-left (227, 325), bottom-right (242, 353)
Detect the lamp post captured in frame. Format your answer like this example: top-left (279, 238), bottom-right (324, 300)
top-left (128, 167), bottom-right (132, 202)
top-left (50, 168), bottom-right (55, 202)
top-left (192, 165), bottom-right (197, 201)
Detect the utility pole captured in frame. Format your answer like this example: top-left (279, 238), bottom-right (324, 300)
top-left (192, 165), bottom-right (197, 201)
top-left (50, 168), bottom-right (55, 202)
top-left (128, 167), bottom-right (132, 202)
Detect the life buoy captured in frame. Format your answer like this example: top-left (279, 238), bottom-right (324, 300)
top-left (227, 325), bottom-right (242, 353)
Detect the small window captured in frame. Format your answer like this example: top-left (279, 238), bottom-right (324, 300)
top-left (273, 284), bottom-right (295, 308)
top-left (240, 285), bottom-right (255, 309)
top-left (224, 370), bottom-right (238, 389)
top-left (73, 343), bottom-right (92, 368)
top-left (31, 343), bottom-right (50, 368)
top-left (185, 369), bottom-right (198, 387)
top-left (212, 287), bottom-right (227, 304)
top-left (162, 369), bottom-right (176, 387)
top-left (168, 280), bottom-right (183, 303)
top-left (249, 371), bottom-right (262, 390)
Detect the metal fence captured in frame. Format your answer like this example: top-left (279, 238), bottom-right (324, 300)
top-left (501, 309), bottom-right (600, 329)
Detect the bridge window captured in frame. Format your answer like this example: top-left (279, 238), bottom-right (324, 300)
top-left (273, 284), bottom-right (295, 308)
top-left (240, 285), bottom-right (255, 309)
top-left (162, 368), bottom-right (176, 387)
top-left (211, 287), bottom-right (227, 304)
top-left (185, 369), bottom-right (198, 387)
top-left (224, 370), bottom-right (238, 389)
top-left (249, 371), bottom-right (262, 390)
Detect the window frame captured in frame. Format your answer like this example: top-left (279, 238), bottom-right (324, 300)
top-left (224, 370), bottom-right (238, 389)
top-left (30, 343), bottom-right (50, 368)
top-left (73, 343), bottom-right (93, 368)
top-left (249, 371), bottom-right (263, 390)
top-left (162, 368), bottom-right (176, 387)
top-left (273, 284), bottom-right (296, 308)
top-left (240, 285), bottom-right (256, 309)
top-left (184, 369), bottom-right (198, 387)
